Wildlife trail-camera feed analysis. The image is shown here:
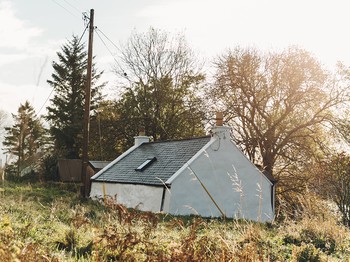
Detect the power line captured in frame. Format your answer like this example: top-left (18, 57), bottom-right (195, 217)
top-left (95, 28), bottom-right (128, 78)
top-left (78, 23), bottom-right (89, 45)
top-left (36, 88), bottom-right (54, 116)
top-left (95, 29), bottom-right (119, 61)
top-left (69, 0), bottom-right (84, 9)
top-left (95, 27), bottom-right (122, 53)
top-left (95, 27), bottom-right (129, 77)
top-left (62, 0), bottom-right (82, 14)
top-left (35, 21), bottom-right (90, 116)
top-left (50, 0), bottom-right (81, 20)
top-left (34, 10), bottom-right (124, 117)
top-left (95, 27), bottom-right (133, 80)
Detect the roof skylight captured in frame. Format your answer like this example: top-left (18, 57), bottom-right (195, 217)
top-left (135, 157), bottom-right (157, 171)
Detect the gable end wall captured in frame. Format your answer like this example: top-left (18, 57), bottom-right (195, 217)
top-left (167, 135), bottom-right (274, 222)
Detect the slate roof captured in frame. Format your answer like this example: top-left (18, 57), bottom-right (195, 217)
top-left (91, 136), bottom-right (211, 186)
top-left (89, 161), bottom-right (110, 170)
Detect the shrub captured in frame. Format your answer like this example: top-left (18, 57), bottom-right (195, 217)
top-left (292, 244), bottom-right (321, 262)
top-left (38, 154), bottom-right (59, 181)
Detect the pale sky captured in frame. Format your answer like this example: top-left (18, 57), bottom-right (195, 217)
top-left (1, 0), bottom-right (350, 115)
top-left (1, 0), bottom-right (350, 162)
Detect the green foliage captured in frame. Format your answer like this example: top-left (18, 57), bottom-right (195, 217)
top-left (55, 228), bottom-right (93, 258)
top-left (2, 101), bottom-right (47, 179)
top-left (38, 153), bottom-right (59, 181)
top-left (45, 35), bottom-right (104, 159)
top-left (0, 215), bottom-right (53, 261)
top-left (4, 165), bottom-right (38, 183)
top-left (3, 164), bottom-right (19, 182)
top-left (88, 100), bottom-right (122, 160)
top-left (292, 244), bottom-right (321, 262)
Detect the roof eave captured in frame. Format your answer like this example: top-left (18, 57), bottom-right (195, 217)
top-left (91, 180), bottom-right (166, 187)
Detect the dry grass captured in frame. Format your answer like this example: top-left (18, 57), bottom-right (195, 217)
top-left (0, 182), bottom-right (350, 261)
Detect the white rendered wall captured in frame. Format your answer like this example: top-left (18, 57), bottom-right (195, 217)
top-left (90, 182), bottom-right (164, 212)
top-left (168, 128), bottom-right (274, 222)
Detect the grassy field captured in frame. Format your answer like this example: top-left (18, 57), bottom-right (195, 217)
top-left (0, 182), bottom-right (350, 261)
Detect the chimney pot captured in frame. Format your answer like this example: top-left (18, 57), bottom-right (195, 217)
top-left (216, 112), bottom-right (223, 126)
top-left (134, 127), bottom-right (149, 146)
top-left (139, 126), bottom-right (145, 136)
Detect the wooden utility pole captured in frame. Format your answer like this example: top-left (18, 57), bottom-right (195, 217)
top-left (81, 9), bottom-right (94, 198)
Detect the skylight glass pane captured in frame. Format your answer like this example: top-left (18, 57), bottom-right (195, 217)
top-left (136, 159), bottom-right (152, 170)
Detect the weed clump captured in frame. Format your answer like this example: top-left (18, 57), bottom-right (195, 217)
top-left (292, 244), bottom-right (321, 262)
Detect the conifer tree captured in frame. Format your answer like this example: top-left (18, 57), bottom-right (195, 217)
top-left (3, 101), bottom-right (46, 176)
top-left (46, 35), bottom-right (104, 159)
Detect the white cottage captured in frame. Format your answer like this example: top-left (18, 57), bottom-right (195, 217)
top-left (90, 119), bottom-right (276, 222)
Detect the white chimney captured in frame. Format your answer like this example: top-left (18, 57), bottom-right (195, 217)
top-left (134, 127), bottom-right (150, 146)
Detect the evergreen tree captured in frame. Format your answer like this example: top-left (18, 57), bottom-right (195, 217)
top-left (45, 35), bottom-right (104, 159)
top-left (2, 101), bottom-right (46, 176)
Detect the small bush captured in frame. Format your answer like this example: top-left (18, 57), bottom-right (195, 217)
top-left (4, 164), bottom-right (41, 183)
top-left (39, 154), bottom-right (59, 181)
top-left (292, 243), bottom-right (321, 262)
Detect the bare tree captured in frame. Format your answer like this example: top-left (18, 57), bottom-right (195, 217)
top-left (313, 153), bottom-right (350, 226)
top-left (331, 62), bottom-right (350, 147)
top-left (114, 28), bottom-right (206, 143)
top-left (209, 47), bottom-right (348, 208)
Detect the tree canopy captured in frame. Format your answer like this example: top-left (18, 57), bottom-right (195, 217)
top-left (208, 47), bottom-right (349, 208)
top-left (113, 28), bottom-right (207, 149)
top-left (2, 101), bottom-right (46, 176)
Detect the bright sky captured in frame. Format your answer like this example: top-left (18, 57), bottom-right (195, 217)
top-left (1, 0), bottom-right (350, 115)
top-left (1, 0), bottom-right (350, 162)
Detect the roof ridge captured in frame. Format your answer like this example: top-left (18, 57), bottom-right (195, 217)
top-left (146, 135), bottom-right (211, 144)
